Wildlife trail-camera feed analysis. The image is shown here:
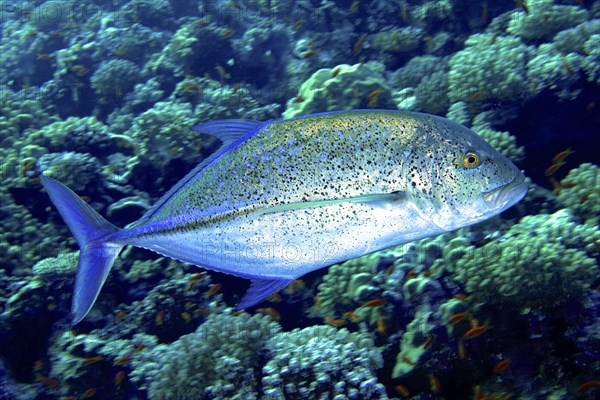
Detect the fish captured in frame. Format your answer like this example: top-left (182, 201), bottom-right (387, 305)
top-left (492, 358), bottom-right (511, 373)
top-left (41, 110), bottom-right (527, 324)
top-left (361, 298), bottom-right (386, 307)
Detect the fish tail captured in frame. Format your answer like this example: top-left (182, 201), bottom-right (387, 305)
top-left (41, 176), bottom-right (123, 325)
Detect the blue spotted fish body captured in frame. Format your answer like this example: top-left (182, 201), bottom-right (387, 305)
top-left (41, 110), bottom-right (527, 324)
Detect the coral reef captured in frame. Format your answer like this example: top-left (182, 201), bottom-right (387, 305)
top-left (0, 0), bottom-right (598, 399)
top-left (262, 326), bottom-right (386, 399)
top-left (445, 210), bottom-right (599, 307)
top-left (283, 62), bottom-right (394, 119)
top-left (131, 310), bottom-right (280, 400)
top-left (556, 163), bottom-right (600, 225)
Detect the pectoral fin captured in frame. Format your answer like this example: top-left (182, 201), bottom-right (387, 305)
top-left (236, 277), bottom-right (293, 310)
top-left (256, 191), bottom-right (406, 216)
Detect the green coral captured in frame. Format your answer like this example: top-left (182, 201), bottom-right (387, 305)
top-left (392, 305), bottom-right (435, 378)
top-left (507, 0), bottom-right (589, 41)
top-left (132, 310), bottom-right (280, 400)
top-left (282, 62), bottom-right (393, 119)
top-left (316, 247), bottom-right (405, 316)
top-left (370, 27), bottom-right (423, 53)
top-left (448, 34), bottom-right (534, 109)
top-left (262, 326), bottom-right (386, 399)
top-left (445, 210), bottom-right (599, 307)
top-left (557, 163), bottom-right (600, 225)
top-left (527, 43), bottom-right (585, 99)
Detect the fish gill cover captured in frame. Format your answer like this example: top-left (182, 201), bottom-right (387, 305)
top-left (0, 1), bottom-right (599, 399)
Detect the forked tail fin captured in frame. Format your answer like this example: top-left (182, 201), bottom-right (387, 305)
top-left (41, 176), bottom-right (123, 325)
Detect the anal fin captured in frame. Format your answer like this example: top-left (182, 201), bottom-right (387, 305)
top-left (236, 278), bottom-right (293, 310)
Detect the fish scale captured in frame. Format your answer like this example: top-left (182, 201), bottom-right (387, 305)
top-left (41, 110), bottom-right (527, 324)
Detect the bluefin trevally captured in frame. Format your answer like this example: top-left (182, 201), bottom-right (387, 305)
top-left (41, 110), bottom-right (527, 324)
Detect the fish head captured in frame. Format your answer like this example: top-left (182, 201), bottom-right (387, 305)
top-left (413, 116), bottom-right (527, 232)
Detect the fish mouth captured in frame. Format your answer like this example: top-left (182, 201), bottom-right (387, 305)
top-left (483, 173), bottom-right (528, 210)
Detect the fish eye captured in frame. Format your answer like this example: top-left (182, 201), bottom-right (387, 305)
top-left (462, 152), bottom-right (480, 168)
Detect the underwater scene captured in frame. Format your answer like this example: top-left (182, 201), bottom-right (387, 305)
top-left (1, 0), bottom-right (600, 399)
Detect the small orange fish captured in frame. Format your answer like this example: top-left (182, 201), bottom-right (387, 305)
top-left (187, 272), bottom-right (204, 290)
top-left (313, 295), bottom-right (322, 310)
top-left (134, 344), bottom-right (145, 352)
top-left (377, 318), bottom-right (387, 335)
top-left (114, 370), bottom-right (126, 387)
top-left (429, 373), bottom-right (441, 393)
top-left (471, 90), bottom-right (484, 101)
top-left (80, 387), bottom-right (97, 399)
top-left (222, 28), bottom-right (234, 38)
top-left (385, 264), bottom-right (395, 275)
top-left (268, 292), bottom-right (282, 302)
top-left (301, 50), bottom-right (319, 59)
top-left (480, 1), bottom-right (488, 24)
top-left (36, 375), bottom-right (60, 388)
top-left (447, 311), bottom-right (470, 324)
top-left (214, 64), bottom-right (231, 80)
top-left (232, 83), bottom-right (242, 92)
top-left (544, 161), bottom-right (566, 176)
top-left (70, 65), bottom-right (89, 77)
top-left (293, 95), bottom-right (305, 103)
top-left (116, 310), bottom-right (127, 320)
top-left (562, 58), bottom-right (574, 75)
top-left (343, 311), bottom-right (362, 323)
top-left (155, 310), bottom-right (165, 326)
top-left (559, 181), bottom-right (576, 189)
top-left (406, 270), bottom-right (418, 279)
top-left (362, 298), bottom-right (385, 307)
top-left (353, 34), bottom-right (365, 56)
top-left (33, 360), bottom-right (44, 372)
top-left (493, 358), bottom-right (511, 373)
top-left (325, 315), bottom-right (346, 328)
top-left (331, 67), bottom-right (341, 78)
top-left (205, 283), bottom-right (222, 296)
top-left (457, 340), bottom-right (467, 359)
top-left (113, 356), bottom-right (131, 366)
top-left (579, 189), bottom-right (600, 203)
top-left (576, 380), bottom-right (600, 392)
top-left (552, 148), bottom-right (575, 163)
top-left (367, 89), bottom-right (382, 100)
top-left (463, 324), bottom-right (488, 339)
top-left (256, 307), bottom-right (281, 321)
top-left (401, 354), bottom-right (415, 365)
top-left (349, 0), bottom-right (360, 13)
top-left (454, 293), bottom-right (468, 301)
top-left (193, 307), bottom-right (211, 317)
top-left (184, 301), bottom-right (195, 310)
top-left (489, 32), bottom-right (499, 45)
top-left (293, 18), bottom-right (304, 30)
top-left (84, 356), bottom-right (104, 365)
top-left (395, 383), bottom-right (410, 396)
top-left (285, 279), bottom-right (305, 295)
top-left (422, 335), bottom-right (433, 349)
top-left (181, 310), bottom-right (191, 323)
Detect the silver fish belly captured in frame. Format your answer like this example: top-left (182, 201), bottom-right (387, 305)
top-left (41, 110), bottom-right (527, 323)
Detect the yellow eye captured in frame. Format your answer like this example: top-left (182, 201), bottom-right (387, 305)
top-left (462, 152), bottom-right (480, 168)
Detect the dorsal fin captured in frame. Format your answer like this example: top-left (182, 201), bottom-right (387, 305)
top-left (134, 119), bottom-right (264, 225)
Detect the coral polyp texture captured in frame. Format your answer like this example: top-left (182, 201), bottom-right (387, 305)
top-left (0, 1), bottom-right (599, 399)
